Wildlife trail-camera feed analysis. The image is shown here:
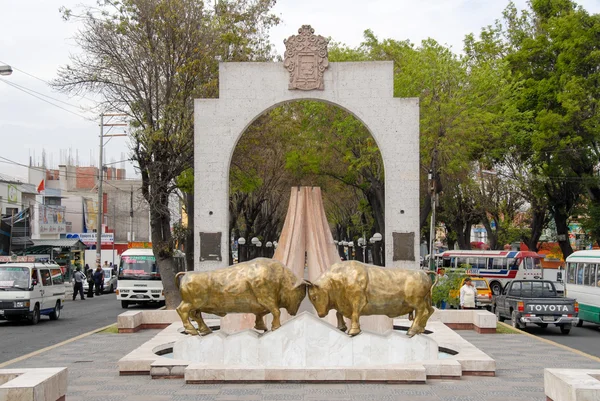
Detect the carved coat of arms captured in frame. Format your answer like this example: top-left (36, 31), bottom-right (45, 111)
top-left (283, 25), bottom-right (329, 90)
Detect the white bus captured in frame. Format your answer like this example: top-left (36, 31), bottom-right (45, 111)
top-left (565, 250), bottom-right (600, 326)
top-left (435, 250), bottom-right (543, 295)
top-left (116, 249), bottom-right (186, 309)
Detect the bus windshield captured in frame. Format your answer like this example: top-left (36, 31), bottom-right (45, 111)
top-left (119, 255), bottom-right (160, 280)
top-left (0, 266), bottom-right (30, 290)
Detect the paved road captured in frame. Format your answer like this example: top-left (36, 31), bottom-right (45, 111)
top-left (520, 321), bottom-right (600, 358)
top-left (0, 292), bottom-right (161, 364)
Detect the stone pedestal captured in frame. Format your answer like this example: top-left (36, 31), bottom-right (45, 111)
top-left (175, 312), bottom-right (436, 367)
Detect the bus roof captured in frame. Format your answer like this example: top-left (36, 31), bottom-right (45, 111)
top-left (439, 250), bottom-right (541, 258)
top-left (121, 248), bottom-right (154, 256)
top-left (565, 250), bottom-right (600, 261)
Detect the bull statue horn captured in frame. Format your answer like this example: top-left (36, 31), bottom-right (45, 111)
top-left (303, 279), bottom-right (314, 287)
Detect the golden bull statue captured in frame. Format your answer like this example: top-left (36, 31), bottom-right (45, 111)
top-left (307, 260), bottom-right (437, 337)
top-left (175, 258), bottom-right (308, 335)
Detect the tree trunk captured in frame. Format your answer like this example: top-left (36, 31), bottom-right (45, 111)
top-left (184, 191), bottom-right (194, 271)
top-left (523, 207), bottom-right (547, 252)
top-left (553, 207), bottom-right (574, 259)
top-left (364, 183), bottom-right (384, 237)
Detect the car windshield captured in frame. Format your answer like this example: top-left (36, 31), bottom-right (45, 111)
top-left (472, 280), bottom-right (489, 290)
top-left (102, 268), bottom-right (112, 278)
top-left (119, 255), bottom-right (159, 280)
top-left (0, 266), bottom-right (30, 290)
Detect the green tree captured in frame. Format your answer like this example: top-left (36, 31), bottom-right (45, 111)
top-left (54, 0), bottom-right (279, 307)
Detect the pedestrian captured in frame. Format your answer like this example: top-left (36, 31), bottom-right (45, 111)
top-left (459, 277), bottom-right (477, 310)
top-left (72, 266), bottom-right (86, 301)
top-left (85, 265), bottom-right (95, 298)
top-left (93, 266), bottom-right (105, 295)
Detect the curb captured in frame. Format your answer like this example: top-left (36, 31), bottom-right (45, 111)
top-left (0, 322), bottom-right (117, 369)
top-left (497, 321), bottom-right (600, 363)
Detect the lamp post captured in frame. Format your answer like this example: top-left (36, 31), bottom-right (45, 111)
top-left (0, 65), bottom-right (13, 76)
top-left (357, 237), bottom-right (366, 262)
top-left (372, 232), bottom-right (382, 266)
top-left (250, 237), bottom-right (259, 259)
top-left (256, 241), bottom-right (262, 258)
top-left (238, 237), bottom-right (246, 263)
top-left (265, 241), bottom-right (273, 258)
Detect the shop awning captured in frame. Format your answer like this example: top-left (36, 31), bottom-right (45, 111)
top-left (31, 238), bottom-right (87, 250)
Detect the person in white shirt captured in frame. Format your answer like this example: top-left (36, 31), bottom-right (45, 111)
top-left (459, 277), bottom-right (477, 309)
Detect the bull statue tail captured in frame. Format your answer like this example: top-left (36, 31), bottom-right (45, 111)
top-left (174, 272), bottom-right (186, 289)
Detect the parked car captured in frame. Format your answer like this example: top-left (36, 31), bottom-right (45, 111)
top-left (0, 261), bottom-right (65, 324)
top-left (449, 277), bottom-right (493, 309)
top-left (83, 267), bottom-right (118, 293)
top-left (493, 280), bottom-right (579, 334)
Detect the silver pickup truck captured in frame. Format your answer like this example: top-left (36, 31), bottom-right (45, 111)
top-left (494, 280), bottom-right (579, 334)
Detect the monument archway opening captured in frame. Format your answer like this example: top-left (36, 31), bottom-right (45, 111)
top-left (229, 100), bottom-right (385, 266)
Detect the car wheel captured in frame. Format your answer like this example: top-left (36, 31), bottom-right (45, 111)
top-left (559, 325), bottom-right (571, 335)
top-left (495, 305), bottom-right (504, 322)
top-left (491, 282), bottom-right (502, 296)
top-left (511, 310), bottom-right (521, 329)
top-left (49, 301), bottom-right (61, 320)
top-left (121, 300), bottom-right (129, 309)
top-left (576, 319), bottom-right (583, 327)
top-left (29, 304), bottom-right (40, 325)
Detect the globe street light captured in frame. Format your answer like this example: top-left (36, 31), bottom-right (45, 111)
top-left (238, 237), bottom-right (246, 263)
top-left (372, 233), bottom-right (382, 266)
top-left (0, 65), bottom-right (13, 76)
top-left (266, 241), bottom-right (273, 258)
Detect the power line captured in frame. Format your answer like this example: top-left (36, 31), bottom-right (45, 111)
top-left (0, 78), bottom-right (95, 122)
top-left (0, 60), bottom-right (98, 103)
top-left (0, 78), bottom-right (90, 110)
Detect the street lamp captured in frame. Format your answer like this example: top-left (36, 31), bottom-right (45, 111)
top-left (238, 237), bottom-right (246, 263)
top-left (266, 241), bottom-right (273, 258)
top-left (357, 237), bottom-right (366, 262)
top-left (372, 233), bottom-right (382, 266)
top-left (256, 241), bottom-right (262, 258)
top-left (0, 65), bottom-right (12, 76)
top-left (348, 241), bottom-right (354, 260)
top-left (250, 237), bottom-right (259, 260)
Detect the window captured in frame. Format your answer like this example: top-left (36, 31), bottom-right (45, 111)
top-left (457, 257), bottom-right (468, 268)
top-left (593, 264), bottom-right (598, 287)
top-left (585, 264), bottom-right (596, 287)
top-left (524, 258), bottom-right (534, 270)
top-left (567, 263), bottom-right (577, 284)
top-left (50, 268), bottom-right (64, 285)
top-left (533, 258), bottom-right (542, 269)
top-left (577, 265), bottom-right (584, 285)
top-left (40, 269), bottom-right (52, 286)
top-left (442, 258), bottom-right (452, 268)
top-left (584, 264), bottom-right (591, 286)
top-left (507, 258), bottom-right (519, 270)
top-left (509, 282), bottom-right (521, 297)
top-left (492, 258), bottom-right (506, 270)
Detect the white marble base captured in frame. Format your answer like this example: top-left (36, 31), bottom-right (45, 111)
top-left (545, 368), bottom-right (600, 401)
top-left (174, 312), bottom-right (438, 367)
top-left (0, 367), bottom-right (67, 401)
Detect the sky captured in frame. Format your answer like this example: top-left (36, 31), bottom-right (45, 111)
top-left (1, 0), bottom-right (599, 182)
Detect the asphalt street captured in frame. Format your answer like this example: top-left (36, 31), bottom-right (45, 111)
top-left (0, 291), bottom-right (161, 364)
top-left (525, 321), bottom-right (600, 358)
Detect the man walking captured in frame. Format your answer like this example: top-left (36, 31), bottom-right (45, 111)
top-left (72, 266), bottom-right (86, 301)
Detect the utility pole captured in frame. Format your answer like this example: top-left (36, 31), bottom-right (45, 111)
top-left (428, 149), bottom-right (437, 271)
top-left (96, 113), bottom-right (104, 268)
top-left (96, 113), bottom-right (128, 267)
top-left (130, 185), bottom-right (134, 243)
top-left (112, 203), bottom-right (116, 266)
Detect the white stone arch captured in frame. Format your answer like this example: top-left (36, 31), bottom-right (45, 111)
top-left (194, 61), bottom-right (419, 271)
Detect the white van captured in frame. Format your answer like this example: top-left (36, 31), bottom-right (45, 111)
top-left (0, 260), bottom-right (66, 324)
top-left (116, 248), bottom-right (185, 309)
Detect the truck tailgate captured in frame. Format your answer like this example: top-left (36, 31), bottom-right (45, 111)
top-left (523, 298), bottom-right (576, 315)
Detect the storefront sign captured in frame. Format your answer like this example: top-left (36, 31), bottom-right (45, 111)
top-left (66, 233), bottom-right (114, 246)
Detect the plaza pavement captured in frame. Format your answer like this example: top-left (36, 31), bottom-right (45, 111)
top-left (4, 327), bottom-right (600, 401)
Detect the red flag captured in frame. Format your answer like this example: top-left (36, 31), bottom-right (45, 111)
top-left (37, 179), bottom-right (45, 193)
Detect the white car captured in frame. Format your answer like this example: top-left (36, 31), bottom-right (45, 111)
top-left (0, 261), bottom-right (65, 324)
top-left (83, 267), bottom-right (118, 293)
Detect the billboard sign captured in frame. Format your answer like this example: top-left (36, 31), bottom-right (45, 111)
top-left (66, 233), bottom-right (114, 246)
